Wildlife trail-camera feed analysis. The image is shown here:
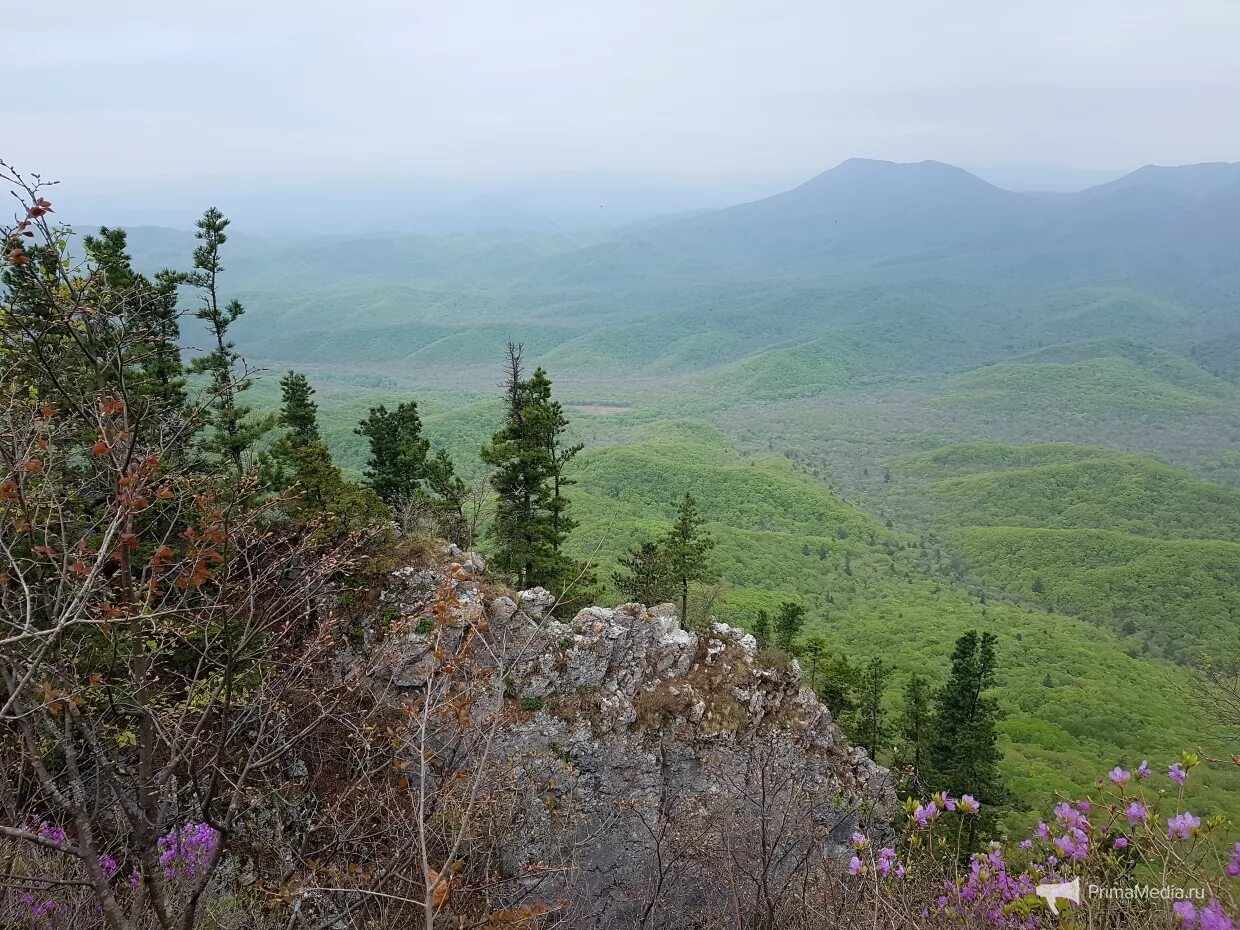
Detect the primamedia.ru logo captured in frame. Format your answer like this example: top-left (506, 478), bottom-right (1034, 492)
top-left (1088, 883), bottom-right (1205, 901)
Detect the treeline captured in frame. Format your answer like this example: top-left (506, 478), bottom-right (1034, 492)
top-left (66, 208), bottom-right (601, 608)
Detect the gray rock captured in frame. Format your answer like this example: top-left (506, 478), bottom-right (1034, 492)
top-left (362, 563), bottom-right (896, 927)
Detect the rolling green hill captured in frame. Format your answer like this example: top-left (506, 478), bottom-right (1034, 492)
top-left (888, 442), bottom-right (1240, 664)
top-left (557, 424), bottom-right (1240, 825)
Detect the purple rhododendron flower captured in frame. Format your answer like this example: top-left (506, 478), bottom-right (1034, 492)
top-left (157, 822), bottom-right (220, 880)
top-left (914, 801), bottom-right (939, 828)
top-left (1136, 759), bottom-right (1151, 779)
top-left (1109, 766), bottom-right (1131, 786)
top-left (848, 856), bottom-right (865, 876)
top-left (1175, 901), bottom-right (1199, 925)
top-left (1054, 802), bottom-right (1087, 829)
top-left (1168, 812), bottom-right (1201, 841)
top-left (877, 846), bottom-right (898, 877)
top-left (1019, 839), bottom-right (1033, 850)
top-left (1036, 821), bottom-right (1051, 841)
top-left (1054, 828), bottom-right (1089, 860)
top-left (99, 854), bottom-right (119, 879)
top-left (1170, 763), bottom-right (1187, 786)
top-left (19, 893), bottom-right (56, 919)
top-left (959, 794), bottom-right (980, 814)
top-left (1201, 899), bottom-right (1234, 930)
top-left (1127, 800), bottom-right (1147, 825)
top-left (852, 831), bottom-right (868, 848)
top-left (1114, 836), bottom-right (1129, 849)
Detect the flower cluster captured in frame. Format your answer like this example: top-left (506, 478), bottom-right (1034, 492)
top-left (19, 892), bottom-right (56, 920)
top-left (156, 821), bottom-right (220, 880)
top-left (849, 830), bottom-right (905, 880)
top-left (22, 817), bottom-right (68, 845)
top-left (846, 752), bottom-right (1237, 929)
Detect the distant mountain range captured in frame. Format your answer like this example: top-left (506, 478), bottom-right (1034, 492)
top-left (113, 156), bottom-right (1240, 404)
top-left (504, 158), bottom-right (1240, 287)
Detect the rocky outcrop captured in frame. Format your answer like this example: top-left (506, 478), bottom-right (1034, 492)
top-left (366, 556), bottom-right (895, 927)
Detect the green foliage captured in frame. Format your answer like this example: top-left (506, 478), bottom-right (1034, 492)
top-left (953, 526), bottom-right (1240, 663)
top-left (895, 672), bottom-right (932, 793)
top-left (187, 208), bottom-right (272, 471)
top-left (774, 600), bottom-right (805, 651)
top-left (278, 370), bottom-right (320, 441)
top-left (856, 656), bottom-right (891, 759)
top-left (613, 541), bottom-right (673, 606)
top-left (481, 343), bottom-right (585, 596)
top-left (928, 631), bottom-right (1007, 843)
top-left (753, 609), bottom-right (771, 649)
top-left (268, 371), bottom-right (388, 536)
top-left (355, 401), bottom-right (431, 506)
top-left (660, 492), bottom-right (717, 625)
top-left (81, 226), bottom-right (187, 421)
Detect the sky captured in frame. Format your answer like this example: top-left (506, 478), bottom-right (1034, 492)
top-left (3, 1), bottom-right (1238, 227)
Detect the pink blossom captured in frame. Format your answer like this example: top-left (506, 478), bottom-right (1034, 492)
top-left (1168, 812), bottom-right (1201, 841)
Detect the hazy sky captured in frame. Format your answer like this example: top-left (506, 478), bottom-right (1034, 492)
top-left (4, 0), bottom-right (1238, 191)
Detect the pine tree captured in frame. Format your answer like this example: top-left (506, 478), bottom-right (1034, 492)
top-left (187, 208), bottom-right (269, 472)
top-left (614, 541), bottom-right (672, 606)
top-left (80, 227), bottom-right (187, 423)
top-left (355, 402), bottom-right (431, 506)
top-left (278, 370), bottom-right (319, 441)
top-left (774, 599), bottom-right (805, 651)
top-left (856, 656), bottom-right (891, 759)
top-left (481, 343), bottom-right (581, 593)
top-left (660, 492), bottom-right (716, 625)
top-left (928, 631), bottom-right (1007, 845)
top-left (269, 372), bottom-right (387, 534)
top-left (896, 672), bottom-right (932, 792)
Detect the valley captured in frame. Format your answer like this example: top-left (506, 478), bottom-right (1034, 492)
top-left (130, 157), bottom-right (1240, 828)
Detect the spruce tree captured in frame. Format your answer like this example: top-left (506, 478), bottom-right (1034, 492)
top-left (928, 631), bottom-right (1007, 844)
top-left (660, 492), bottom-right (716, 625)
top-left (80, 226), bottom-right (187, 423)
top-left (270, 372), bottom-right (386, 533)
top-left (278, 370), bottom-right (319, 441)
top-left (774, 599), bottom-right (805, 651)
top-left (187, 208), bottom-right (269, 472)
top-left (856, 656), bottom-right (891, 759)
top-left (613, 541), bottom-right (672, 606)
top-left (896, 672), bottom-right (932, 792)
top-left (355, 402), bottom-right (431, 506)
top-left (481, 343), bottom-right (581, 593)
